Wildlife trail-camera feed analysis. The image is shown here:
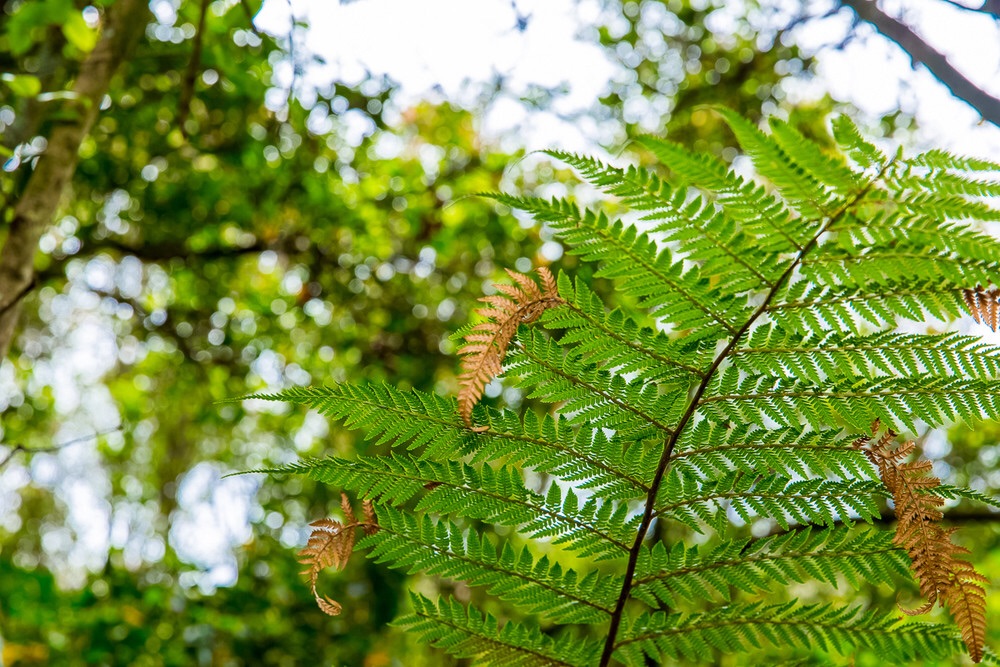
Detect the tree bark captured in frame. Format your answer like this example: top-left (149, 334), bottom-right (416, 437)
top-left (841, 0), bottom-right (1000, 127)
top-left (0, 0), bottom-right (149, 358)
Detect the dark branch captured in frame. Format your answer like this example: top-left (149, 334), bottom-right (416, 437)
top-left (240, 0), bottom-right (263, 35)
top-left (0, 276), bottom-right (37, 317)
top-left (840, 0), bottom-right (1000, 127)
top-left (177, 0), bottom-right (211, 137)
top-left (0, 424), bottom-right (123, 471)
top-left (94, 238), bottom-right (268, 262)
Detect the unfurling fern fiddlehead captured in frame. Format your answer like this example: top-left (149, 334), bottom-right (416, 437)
top-left (237, 110), bottom-right (1000, 665)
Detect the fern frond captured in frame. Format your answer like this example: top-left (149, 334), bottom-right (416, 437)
top-left (364, 506), bottom-right (620, 623)
top-left (802, 246), bottom-right (1000, 293)
top-left (485, 194), bottom-right (742, 334)
top-left (654, 469), bottom-right (884, 533)
top-left (857, 426), bottom-right (988, 662)
top-left (541, 272), bottom-right (710, 384)
top-left (265, 454), bottom-right (636, 559)
top-left (247, 111), bottom-right (997, 666)
top-left (632, 526), bottom-right (908, 609)
top-left (945, 561), bottom-right (991, 664)
top-left (246, 383), bottom-right (651, 499)
top-left (703, 372), bottom-right (1000, 432)
top-left (735, 328), bottom-right (1000, 383)
top-left (297, 492), bottom-right (378, 616)
top-left (467, 409), bottom-right (651, 500)
top-left (964, 286), bottom-right (1000, 331)
top-left (768, 280), bottom-right (970, 334)
top-left (635, 135), bottom-right (805, 253)
top-left (458, 266), bottom-right (563, 428)
top-left (906, 148), bottom-right (1000, 173)
top-left (835, 211), bottom-right (1000, 270)
top-left (395, 593), bottom-right (602, 667)
top-left (715, 107), bottom-right (846, 218)
top-left (543, 148), bottom-right (781, 291)
top-left (929, 483), bottom-right (1000, 510)
top-left (905, 169), bottom-right (1000, 199)
top-left (241, 383), bottom-right (474, 460)
top-left (766, 117), bottom-right (862, 195)
top-left (892, 191), bottom-right (1000, 223)
top-left (831, 115), bottom-right (887, 170)
top-left (506, 330), bottom-right (682, 439)
top-left (614, 602), bottom-right (972, 666)
top-left (671, 422), bottom-right (874, 479)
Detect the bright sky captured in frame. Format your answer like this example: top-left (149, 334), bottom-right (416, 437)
top-left (255, 0), bottom-right (1000, 156)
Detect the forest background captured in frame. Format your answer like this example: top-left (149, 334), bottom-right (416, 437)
top-left (1, 0), bottom-right (1000, 664)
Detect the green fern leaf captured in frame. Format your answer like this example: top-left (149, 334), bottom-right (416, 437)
top-left (395, 593), bottom-right (602, 666)
top-left (243, 110), bottom-right (999, 666)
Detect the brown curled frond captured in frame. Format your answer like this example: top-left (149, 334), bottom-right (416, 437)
top-left (361, 499), bottom-right (379, 537)
top-left (963, 285), bottom-right (1000, 331)
top-left (340, 491), bottom-right (357, 525)
top-left (457, 266), bottom-right (564, 429)
top-left (855, 423), bottom-right (987, 662)
top-left (945, 561), bottom-right (990, 662)
top-left (298, 492), bottom-right (380, 616)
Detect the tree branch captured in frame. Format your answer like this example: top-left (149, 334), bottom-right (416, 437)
top-left (0, 424), bottom-right (123, 471)
top-left (0, 0), bottom-right (149, 359)
top-left (840, 0), bottom-right (1000, 127)
top-left (177, 0), bottom-right (211, 137)
top-left (0, 277), bottom-right (36, 318)
top-left (94, 238), bottom-right (269, 262)
top-left (240, 0), bottom-right (263, 35)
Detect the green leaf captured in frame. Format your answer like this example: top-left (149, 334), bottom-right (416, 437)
top-left (62, 12), bottom-right (99, 53)
top-left (1, 73), bottom-right (42, 97)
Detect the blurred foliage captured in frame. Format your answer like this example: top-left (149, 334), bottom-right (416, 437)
top-left (0, 0), bottom-right (995, 665)
top-left (585, 0), bottom-right (828, 149)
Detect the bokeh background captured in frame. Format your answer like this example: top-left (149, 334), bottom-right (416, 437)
top-left (1, 0), bottom-right (1000, 664)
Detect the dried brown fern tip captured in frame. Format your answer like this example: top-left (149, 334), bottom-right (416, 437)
top-left (963, 286), bottom-right (1000, 331)
top-left (298, 492), bottom-right (379, 616)
top-left (457, 266), bottom-right (563, 429)
top-left (856, 422), bottom-right (987, 662)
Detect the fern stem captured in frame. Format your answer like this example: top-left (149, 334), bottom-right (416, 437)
top-left (598, 168), bottom-right (885, 666)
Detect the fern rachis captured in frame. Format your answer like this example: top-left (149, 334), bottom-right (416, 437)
top-left (239, 111), bottom-right (999, 665)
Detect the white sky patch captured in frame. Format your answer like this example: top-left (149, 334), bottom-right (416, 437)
top-left (255, 0), bottom-right (619, 150)
top-left (255, 0), bottom-right (1000, 156)
top-left (169, 463), bottom-right (259, 592)
top-left (791, 0), bottom-right (1000, 155)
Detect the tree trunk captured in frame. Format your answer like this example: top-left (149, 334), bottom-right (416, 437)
top-left (0, 0), bottom-right (149, 358)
